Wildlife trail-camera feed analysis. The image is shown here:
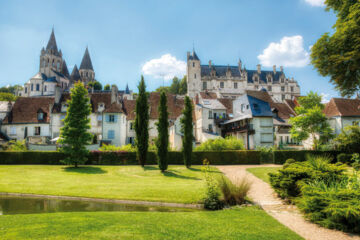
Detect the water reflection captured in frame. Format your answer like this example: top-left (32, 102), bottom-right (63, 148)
top-left (0, 195), bottom-right (196, 215)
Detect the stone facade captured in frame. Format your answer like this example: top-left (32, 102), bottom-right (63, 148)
top-left (187, 50), bottom-right (301, 102)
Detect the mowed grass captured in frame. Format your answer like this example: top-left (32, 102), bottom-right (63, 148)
top-left (0, 207), bottom-right (303, 240)
top-left (0, 165), bottom-right (216, 203)
top-left (246, 167), bottom-right (282, 184)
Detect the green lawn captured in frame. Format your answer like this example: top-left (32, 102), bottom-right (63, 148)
top-left (0, 207), bottom-right (303, 240)
top-left (0, 165), bottom-right (216, 204)
top-left (247, 167), bottom-right (282, 184)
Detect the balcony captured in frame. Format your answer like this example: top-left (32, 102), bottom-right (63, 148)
top-left (222, 124), bottom-right (255, 134)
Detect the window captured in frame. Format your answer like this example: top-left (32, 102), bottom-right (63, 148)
top-left (208, 124), bottom-right (213, 132)
top-left (42, 59), bottom-right (46, 67)
top-left (220, 82), bottom-right (224, 88)
top-left (282, 94), bottom-right (285, 100)
top-left (31, 84), bottom-right (33, 91)
top-left (37, 112), bottom-right (44, 120)
top-left (208, 110), bottom-right (213, 119)
top-left (280, 136), bottom-right (283, 144)
top-left (286, 136), bottom-right (289, 144)
top-left (34, 127), bottom-right (41, 136)
top-left (254, 76), bottom-right (259, 82)
top-left (268, 86), bottom-right (272, 91)
top-left (128, 137), bottom-right (134, 145)
top-left (202, 81), bottom-right (207, 90)
top-left (57, 61), bottom-right (60, 70)
top-left (253, 103), bottom-right (259, 111)
top-left (291, 86), bottom-right (294, 92)
top-left (193, 62), bottom-right (195, 67)
top-left (130, 122), bottom-right (134, 130)
top-left (25, 87), bottom-right (27, 93)
top-left (246, 105), bottom-right (249, 109)
top-left (97, 115), bottom-right (102, 121)
top-left (52, 59), bottom-right (55, 67)
top-left (241, 104), bottom-right (245, 112)
top-left (108, 114), bottom-right (116, 122)
top-left (108, 130), bottom-right (115, 139)
top-left (281, 78), bottom-right (284, 83)
top-left (194, 73), bottom-right (196, 79)
top-left (44, 86), bottom-right (47, 92)
top-left (234, 82), bottom-right (238, 89)
top-left (36, 84), bottom-right (40, 91)
top-left (60, 114), bottom-right (65, 120)
top-left (281, 86), bottom-right (285, 92)
top-left (255, 85), bottom-right (259, 89)
top-left (10, 126), bottom-right (16, 135)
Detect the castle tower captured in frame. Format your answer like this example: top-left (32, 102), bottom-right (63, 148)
top-left (79, 47), bottom-right (95, 85)
top-left (186, 49), bottom-right (201, 98)
top-left (40, 28), bottom-right (64, 76)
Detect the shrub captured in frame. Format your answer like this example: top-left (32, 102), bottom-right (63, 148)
top-left (333, 123), bottom-right (360, 153)
top-left (195, 136), bottom-right (244, 151)
top-left (283, 158), bottom-right (296, 169)
top-left (217, 175), bottom-right (250, 206)
top-left (202, 159), bottom-right (223, 210)
top-left (297, 176), bottom-right (360, 233)
top-left (337, 153), bottom-right (353, 165)
top-left (256, 146), bottom-right (274, 163)
top-left (269, 155), bottom-right (347, 200)
top-left (4, 140), bottom-right (27, 151)
top-left (352, 153), bottom-right (360, 171)
top-left (99, 144), bottom-right (121, 151)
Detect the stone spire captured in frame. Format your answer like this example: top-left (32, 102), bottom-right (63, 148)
top-left (61, 60), bottom-right (70, 78)
top-left (125, 83), bottom-right (130, 94)
top-left (79, 47), bottom-right (94, 70)
top-left (70, 64), bottom-right (80, 82)
top-left (46, 28), bottom-right (59, 56)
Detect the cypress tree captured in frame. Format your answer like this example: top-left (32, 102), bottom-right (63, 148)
top-left (59, 81), bottom-right (92, 167)
top-left (156, 91), bottom-right (169, 172)
top-left (134, 76), bottom-right (149, 167)
top-left (181, 96), bottom-right (193, 168)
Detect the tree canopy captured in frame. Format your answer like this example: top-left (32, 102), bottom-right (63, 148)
top-left (311, 0), bottom-right (360, 97)
top-left (88, 80), bottom-right (102, 91)
top-left (0, 92), bottom-right (17, 101)
top-left (289, 91), bottom-right (333, 150)
top-left (155, 76), bottom-right (187, 95)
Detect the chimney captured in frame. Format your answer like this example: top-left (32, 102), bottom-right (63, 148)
top-left (209, 60), bottom-right (212, 68)
top-left (55, 85), bottom-right (62, 104)
top-left (257, 64), bottom-right (261, 74)
top-left (273, 65), bottom-right (276, 74)
top-left (238, 59), bottom-right (242, 71)
top-left (111, 85), bottom-right (118, 104)
top-left (280, 66), bottom-right (284, 72)
top-left (187, 51), bottom-right (190, 60)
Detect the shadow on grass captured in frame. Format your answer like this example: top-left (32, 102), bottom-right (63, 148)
top-left (143, 166), bottom-right (159, 171)
top-left (63, 166), bottom-right (107, 174)
top-left (162, 171), bottom-right (201, 180)
top-left (187, 167), bottom-right (201, 172)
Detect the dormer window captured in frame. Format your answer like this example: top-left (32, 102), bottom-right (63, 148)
top-left (281, 78), bottom-right (285, 83)
top-left (98, 103), bottom-right (105, 112)
top-left (267, 76), bottom-right (272, 83)
top-left (37, 110), bottom-right (44, 121)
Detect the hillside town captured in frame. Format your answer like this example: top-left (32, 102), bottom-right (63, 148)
top-left (0, 29), bottom-right (359, 150)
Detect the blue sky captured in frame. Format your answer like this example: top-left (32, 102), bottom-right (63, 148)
top-left (0, 0), bottom-right (338, 100)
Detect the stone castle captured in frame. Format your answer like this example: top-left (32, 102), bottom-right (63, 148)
top-left (186, 50), bottom-right (301, 102)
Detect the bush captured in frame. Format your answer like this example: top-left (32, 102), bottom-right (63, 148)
top-left (99, 144), bottom-right (136, 152)
top-left (3, 140), bottom-right (27, 151)
top-left (337, 153), bottom-right (353, 165)
top-left (217, 175), bottom-right (250, 206)
top-left (256, 146), bottom-right (274, 164)
top-left (273, 150), bottom-right (340, 164)
top-left (0, 151), bottom-right (65, 164)
top-left (352, 153), bottom-right (360, 171)
top-left (202, 160), bottom-right (223, 210)
top-left (195, 136), bottom-right (244, 151)
top-left (297, 176), bottom-right (360, 233)
top-left (283, 158), bottom-right (296, 169)
top-left (333, 123), bottom-right (360, 153)
top-left (269, 155), bottom-right (347, 200)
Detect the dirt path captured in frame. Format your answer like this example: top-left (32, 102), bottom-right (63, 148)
top-left (217, 165), bottom-right (360, 240)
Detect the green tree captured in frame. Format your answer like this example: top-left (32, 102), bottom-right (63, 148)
top-left (289, 91), bottom-right (333, 150)
top-left (134, 76), bottom-right (149, 167)
top-left (333, 122), bottom-right (360, 152)
top-left (104, 84), bottom-right (111, 91)
top-left (181, 96), bottom-right (193, 167)
top-left (179, 76), bottom-right (187, 95)
top-left (169, 77), bottom-right (180, 94)
top-left (88, 80), bottom-right (102, 90)
top-left (59, 81), bottom-right (92, 167)
top-left (156, 91), bottom-right (169, 172)
top-left (311, 0), bottom-right (360, 97)
top-left (155, 86), bottom-right (170, 93)
top-left (0, 85), bottom-right (23, 94)
top-left (0, 92), bottom-right (17, 101)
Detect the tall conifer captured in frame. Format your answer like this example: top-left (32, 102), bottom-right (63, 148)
top-left (181, 96), bottom-right (193, 168)
top-left (156, 91), bottom-right (169, 172)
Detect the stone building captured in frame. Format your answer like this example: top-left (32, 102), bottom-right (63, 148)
top-left (186, 50), bottom-right (301, 102)
top-left (19, 29), bottom-right (96, 97)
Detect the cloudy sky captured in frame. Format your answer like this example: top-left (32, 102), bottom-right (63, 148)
top-left (0, 0), bottom-right (337, 100)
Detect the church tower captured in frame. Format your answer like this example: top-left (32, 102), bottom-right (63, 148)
top-left (79, 47), bottom-right (95, 85)
top-left (39, 28), bottom-right (65, 76)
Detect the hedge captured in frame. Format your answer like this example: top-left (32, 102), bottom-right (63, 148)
top-left (273, 150), bottom-right (342, 164)
top-left (0, 150), bottom-right (261, 165)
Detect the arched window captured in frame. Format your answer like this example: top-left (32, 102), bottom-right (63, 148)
top-left (52, 59), bottom-right (55, 67)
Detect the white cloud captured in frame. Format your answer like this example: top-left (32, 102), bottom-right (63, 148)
top-left (257, 35), bottom-right (310, 67)
top-left (321, 93), bottom-right (331, 103)
top-left (304, 0), bottom-right (325, 7)
top-left (142, 54), bottom-right (186, 81)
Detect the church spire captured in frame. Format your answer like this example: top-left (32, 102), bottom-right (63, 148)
top-left (46, 28), bottom-right (59, 56)
top-left (125, 83), bottom-right (130, 94)
top-left (79, 47), bottom-right (94, 70)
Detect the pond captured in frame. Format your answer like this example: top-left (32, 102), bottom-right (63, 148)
top-left (0, 195), bottom-right (198, 215)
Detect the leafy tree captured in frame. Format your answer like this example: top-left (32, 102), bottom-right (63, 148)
top-left (0, 92), bottom-right (17, 101)
top-left (134, 76), bottom-right (149, 167)
top-left (179, 76), bottom-right (187, 95)
top-left (154, 76), bottom-right (187, 95)
top-left (333, 122), bottom-right (360, 152)
top-left (104, 84), bottom-right (111, 91)
top-left (156, 91), bottom-right (169, 172)
top-left (0, 85), bottom-right (23, 94)
top-left (88, 80), bottom-right (102, 90)
top-left (181, 96), bottom-right (193, 167)
top-left (59, 81), bottom-right (92, 167)
top-left (169, 77), bottom-right (180, 94)
top-left (311, 0), bottom-right (360, 97)
top-left (155, 86), bottom-right (170, 93)
top-left (289, 91), bottom-right (333, 150)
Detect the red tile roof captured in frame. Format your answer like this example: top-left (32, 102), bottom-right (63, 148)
top-left (324, 98), bottom-right (360, 117)
top-left (199, 91), bottom-right (218, 99)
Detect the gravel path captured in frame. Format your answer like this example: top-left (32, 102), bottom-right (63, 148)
top-left (217, 165), bottom-right (360, 240)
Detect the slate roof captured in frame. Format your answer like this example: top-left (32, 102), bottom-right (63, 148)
top-left (80, 47), bottom-right (94, 70)
top-left (324, 98), bottom-right (360, 117)
top-left (200, 65), bottom-right (285, 83)
top-left (125, 84), bottom-right (130, 94)
top-left (188, 50), bottom-right (199, 61)
top-left (70, 65), bottom-right (81, 82)
top-left (247, 95), bottom-right (273, 117)
top-left (3, 97), bottom-right (54, 124)
top-left (61, 60), bottom-right (70, 78)
top-left (46, 29), bottom-right (60, 56)
top-left (45, 77), bottom-right (57, 83)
